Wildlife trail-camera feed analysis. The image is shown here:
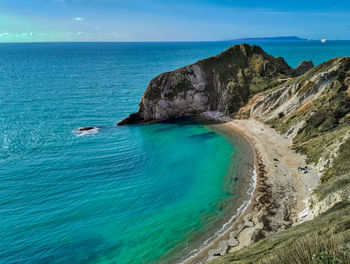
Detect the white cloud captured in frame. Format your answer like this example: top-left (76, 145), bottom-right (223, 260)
top-left (74, 17), bottom-right (84, 21)
top-left (0, 32), bottom-right (36, 39)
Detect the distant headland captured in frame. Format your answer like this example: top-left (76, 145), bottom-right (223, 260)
top-left (225, 36), bottom-right (308, 42)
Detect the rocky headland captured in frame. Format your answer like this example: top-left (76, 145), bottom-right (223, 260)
top-left (118, 44), bottom-right (313, 125)
top-left (118, 44), bottom-right (350, 263)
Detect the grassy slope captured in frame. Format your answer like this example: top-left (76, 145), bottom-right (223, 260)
top-left (210, 202), bottom-right (350, 264)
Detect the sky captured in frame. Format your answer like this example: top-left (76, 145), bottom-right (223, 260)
top-left (0, 0), bottom-right (350, 42)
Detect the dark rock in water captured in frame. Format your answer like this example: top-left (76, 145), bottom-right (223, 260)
top-left (78, 126), bottom-right (96, 131)
top-left (292, 60), bottom-right (314, 77)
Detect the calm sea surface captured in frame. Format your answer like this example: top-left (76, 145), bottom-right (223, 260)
top-left (1, 41), bottom-right (350, 264)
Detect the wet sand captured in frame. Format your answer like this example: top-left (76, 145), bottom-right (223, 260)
top-left (184, 117), bottom-right (319, 264)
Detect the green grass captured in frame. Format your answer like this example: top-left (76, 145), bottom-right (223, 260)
top-left (209, 202), bottom-right (350, 264)
top-left (260, 233), bottom-right (350, 264)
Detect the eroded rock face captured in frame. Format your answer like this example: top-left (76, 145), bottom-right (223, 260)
top-left (249, 57), bottom-right (349, 122)
top-left (244, 57), bottom-right (350, 219)
top-left (118, 44), bottom-right (300, 125)
top-left (292, 60), bottom-right (314, 77)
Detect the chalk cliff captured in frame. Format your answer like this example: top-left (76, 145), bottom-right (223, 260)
top-left (118, 44), bottom-right (313, 125)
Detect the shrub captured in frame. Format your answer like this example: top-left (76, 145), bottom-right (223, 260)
top-left (312, 250), bottom-right (349, 264)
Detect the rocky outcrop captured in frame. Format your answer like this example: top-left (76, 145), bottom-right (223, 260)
top-left (118, 44), bottom-right (310, 125)
top-left (292, 60), bottom-right (314, 76)
top-left (78, 126), bottom-right (96, 131)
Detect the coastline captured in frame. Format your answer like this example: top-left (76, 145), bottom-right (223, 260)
top-left (156, 116), bottom-right (256, 264)
top-left (181, 117), bottom-right (258, 262)
top-left (183, 116), bottom-right (320, 264)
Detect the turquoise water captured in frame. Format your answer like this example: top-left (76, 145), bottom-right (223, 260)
top-left (1, 41), bottom-right (350, 264)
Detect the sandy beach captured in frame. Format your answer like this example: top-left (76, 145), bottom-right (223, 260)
top-left (184, 117), bottom-right (320, 264)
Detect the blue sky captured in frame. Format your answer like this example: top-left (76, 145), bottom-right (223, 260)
top-left (0, 0), bottom-right (350, 42)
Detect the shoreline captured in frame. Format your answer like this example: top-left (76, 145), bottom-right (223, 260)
top-left (178, 119), bottom-right (258, 264)
top-left (182, 116), bottom-right (320, 264)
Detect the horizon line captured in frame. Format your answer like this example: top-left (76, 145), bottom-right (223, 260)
top-left (0, 39), bottom-right (349, 44)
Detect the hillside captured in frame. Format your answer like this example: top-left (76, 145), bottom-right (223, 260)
top-left (211, 54), bottom-right (350, 264)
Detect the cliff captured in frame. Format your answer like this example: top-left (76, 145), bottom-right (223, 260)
top-left (247, 56), bottom-right (350, 214)
top-left (118, 44), bottom-right (313, 125)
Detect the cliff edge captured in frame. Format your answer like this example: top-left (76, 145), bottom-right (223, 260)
top-left (118, 44), bottom-right (313, 125)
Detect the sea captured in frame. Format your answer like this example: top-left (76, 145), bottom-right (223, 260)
top-left (1, 40), bottom-right (350, 264)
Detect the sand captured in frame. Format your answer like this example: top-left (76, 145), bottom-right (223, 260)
top-left (183, 118), bottom-right (320, 264)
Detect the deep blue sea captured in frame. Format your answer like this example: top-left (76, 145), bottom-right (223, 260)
top-left (1, 41), bottom-right (350, 264)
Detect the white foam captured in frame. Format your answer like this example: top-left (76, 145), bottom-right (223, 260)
top-left (181, 165), bottom-right (258, 263)
top-left (73, 127), bottom-right (99, 137)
